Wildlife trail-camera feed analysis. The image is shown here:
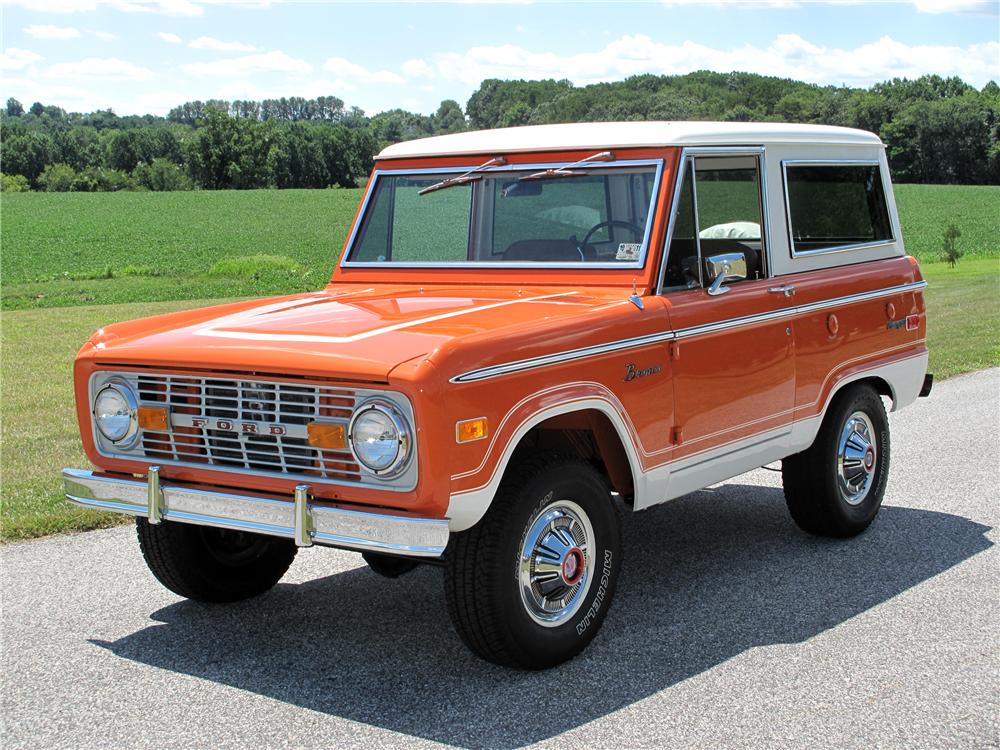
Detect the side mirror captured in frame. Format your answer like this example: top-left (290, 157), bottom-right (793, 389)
top-left (704, 253), bottom-right (747, 296)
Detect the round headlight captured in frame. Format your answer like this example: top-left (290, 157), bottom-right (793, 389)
top-left (349, 400), bottom-right (411, 477)
top-left (94, 381), bottom-right (138, 446)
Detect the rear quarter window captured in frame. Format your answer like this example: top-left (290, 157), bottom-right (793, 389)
top-left (784, 163), bottom-right (893, 255)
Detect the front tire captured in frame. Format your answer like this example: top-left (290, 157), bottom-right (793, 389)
top-left (782, 383), bottom-right (890, 537)
top-left (136, 519), bottom-right (297, 602)
top-left (444, 454), bottom-right (622, 669)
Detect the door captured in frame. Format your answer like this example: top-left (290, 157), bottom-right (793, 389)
top-left (660, 151), bottom-right (796, 500)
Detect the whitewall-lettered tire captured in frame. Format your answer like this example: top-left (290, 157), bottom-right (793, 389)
top-left (444, 453), bottom-right (623, 669)
top-left (783, 383), bottom-right (890, 537)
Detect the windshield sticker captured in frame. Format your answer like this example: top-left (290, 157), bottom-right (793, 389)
top-left (616, 243), bottom-right (642, 261)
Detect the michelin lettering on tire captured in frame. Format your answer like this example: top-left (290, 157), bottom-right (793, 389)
top-left (577, 549), bottom-right (614, 635)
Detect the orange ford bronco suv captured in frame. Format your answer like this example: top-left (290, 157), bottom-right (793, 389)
top-left (66, 121), bottom-right (931, 669)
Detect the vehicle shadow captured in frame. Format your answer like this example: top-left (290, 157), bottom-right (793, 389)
top-left (92, 484), bottom-right (992, 748)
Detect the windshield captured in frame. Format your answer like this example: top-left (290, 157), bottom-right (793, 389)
top-left (346, 163), bottom-right (660, 266)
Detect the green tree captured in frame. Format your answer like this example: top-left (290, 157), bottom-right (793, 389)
top-left (37, 163), bottom-right (77, 191)
top-left (6, 98), bottom-right (23, 117)
top-left (133, 158), bottom-right (193, 191)
top-left (269, 123), bottom-right (327, 188)
top-left (1, 173), bottom-right (29, 192)
top-left (71, 166), bottom-right (136, 191)
top-left (433, 100), bottom-right (467, 133)
top-left (2, 132), bottom-right (56, 184)
top-left (883, 95), bottom-right (995, 184)
top-left (184, 109), bottom-right (275, 189)
top-left (941, 223), bottom-right (962, 267)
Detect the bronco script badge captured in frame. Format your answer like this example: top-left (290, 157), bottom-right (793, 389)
top-left (624, 363), bottom-right (663, 382)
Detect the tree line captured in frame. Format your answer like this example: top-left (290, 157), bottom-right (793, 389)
top-left (1, 72), bottom-right (997, 192)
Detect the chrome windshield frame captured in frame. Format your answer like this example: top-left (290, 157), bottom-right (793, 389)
top-left (339, 158), bottom-right (665, 270)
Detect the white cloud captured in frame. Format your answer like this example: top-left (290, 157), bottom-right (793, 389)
top-left (1, 0), bottom-right (204, 14)
top-left (23, 24), bottom-right (82, 39)
top-left (158, 31), bottom-right (182, 43)
top-left (91, 30), bottom-right (117, 40)
top-left (1, 0), bottom-right (100, 11)
top-left (188, 36), bottom-right (256, 52)
top-left (322, 57), bottom-right (405, 85)
top-left (910, 0), bottom-right (997, 11)
top-left (0, 48), bottom-right (44, 71)
top-left (401, 58), bottom-right (434, 78)
top-left (181, 50), bottom-right (311, 77)
top-left (434, 33), bottom-right (1000, 89)
top-left (0, 0), bottom-right (282, 13)
top-left (660, 0), bottom-right (997, 11)
top-left (121, 0), bottom-right (203, 14)
top-left (1, 76), bottom-right (114, 110)
top-left (132, 89), bottom-right (189, 112)
top-left (47, 56), bottom-right (155, 80)
top-left (214, 79), bottom-right (355, 102)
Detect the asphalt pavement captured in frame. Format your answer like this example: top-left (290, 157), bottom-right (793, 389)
top-left (2, 368), bottom-right (998, 749)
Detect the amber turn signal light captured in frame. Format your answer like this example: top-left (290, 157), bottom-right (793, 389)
top-left (308, 421), bottom-right (347, 450)
top-left (456, 417), bottom-right (488, 443)
top-left (138, 406), bottom-right (169, 431)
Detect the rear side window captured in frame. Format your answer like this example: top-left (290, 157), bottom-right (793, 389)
top-left (784, 163), bottom-right (893, 255)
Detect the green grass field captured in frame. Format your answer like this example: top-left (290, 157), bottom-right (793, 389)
top-left (1, 189), bottom-right (362, 309)
top-left (2, 183), bottom-right (997, 309)
top-left (0, 299), bottom-right (238, 541)
top-left (1, 184), bottom-right (997, 542)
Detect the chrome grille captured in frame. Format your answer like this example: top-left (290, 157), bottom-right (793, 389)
top-left (135, 374), bottom-right (362, 482)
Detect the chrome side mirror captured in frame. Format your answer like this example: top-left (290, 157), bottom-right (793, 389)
top-left (704, 253), bottom-right (747, 296)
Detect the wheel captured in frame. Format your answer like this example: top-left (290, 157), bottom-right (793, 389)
top-left (444, 453), bottom-right (623, 669)
top-left (362, 551), bottom-right (420, 578)
top-left (136, 519), bottom-right (297, 602)
top-left (782, 383), bottom-right (890, 537)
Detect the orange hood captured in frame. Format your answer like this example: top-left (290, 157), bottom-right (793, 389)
top-left (82, 283), bottom-right (651, 383)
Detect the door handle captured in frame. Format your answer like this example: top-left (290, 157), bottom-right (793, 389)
top-left (768, 284), bottom-right (796, 298)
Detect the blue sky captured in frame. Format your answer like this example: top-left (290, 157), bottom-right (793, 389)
top-left (1, 0), bottom-right (997, 117)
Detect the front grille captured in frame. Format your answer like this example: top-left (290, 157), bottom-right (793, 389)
top-left (135, 374), bottom-right (363, 482)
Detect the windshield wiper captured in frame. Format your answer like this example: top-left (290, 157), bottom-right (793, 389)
top-left (418, 156), bottom-right (508, 196)
top-left (518, 150), bottom-right (616, 182)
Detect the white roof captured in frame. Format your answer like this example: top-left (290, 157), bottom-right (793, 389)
top-left (378, 121), bottom-right (882, 159)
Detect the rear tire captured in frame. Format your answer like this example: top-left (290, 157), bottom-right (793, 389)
top-left (444, 453), bottom-right (622, 669)
top-left (782, 383), bottom-right (890, 537)
top-left (136, 519), bottom-right (297, 602)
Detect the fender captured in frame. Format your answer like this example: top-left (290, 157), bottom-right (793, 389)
top-left (446, 393), bottom-right (649, 531)
top-left (788, 348), bottom-right (928, 454)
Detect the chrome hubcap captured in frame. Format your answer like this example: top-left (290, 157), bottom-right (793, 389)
top-left (837, 411), bottom-right (877, 505)
top-left (518, 499), bottom-right (594, 627)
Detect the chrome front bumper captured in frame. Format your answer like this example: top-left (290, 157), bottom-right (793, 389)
top-left (63, 468), bottom-right (449, 557)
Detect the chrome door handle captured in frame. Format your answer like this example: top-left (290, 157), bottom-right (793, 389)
top-left (768, 284), bottom-right (796, 298)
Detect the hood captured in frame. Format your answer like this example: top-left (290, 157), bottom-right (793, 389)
top-left (86, 283), bottom-right (635, 382)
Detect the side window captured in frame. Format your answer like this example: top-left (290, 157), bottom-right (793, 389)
top-left (663, 155), bottom-right (766, 290)
top-left (664, 166), bottom-right (700, 288)
top-left (784, 163), bottom-right (893, 254)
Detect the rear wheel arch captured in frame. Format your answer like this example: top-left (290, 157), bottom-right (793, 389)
top-left (827, 374), bottom-right (895, 413)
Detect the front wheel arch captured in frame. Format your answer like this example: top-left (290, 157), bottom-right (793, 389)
top-left (510, 408), bottom-right (637, 501)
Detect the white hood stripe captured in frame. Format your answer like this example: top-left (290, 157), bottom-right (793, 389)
top-left (192, 292), bottom-right (578, 344)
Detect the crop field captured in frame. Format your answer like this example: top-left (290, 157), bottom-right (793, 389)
top-left (2, 183), bottom-right (998, 310)
top-left (1, 188), bottom-right (362, 309)
top-left (0, 184), bottom-right (997, 542)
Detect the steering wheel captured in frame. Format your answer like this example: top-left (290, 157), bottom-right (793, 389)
top-left (581, 219), bottom-right (645, 248)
